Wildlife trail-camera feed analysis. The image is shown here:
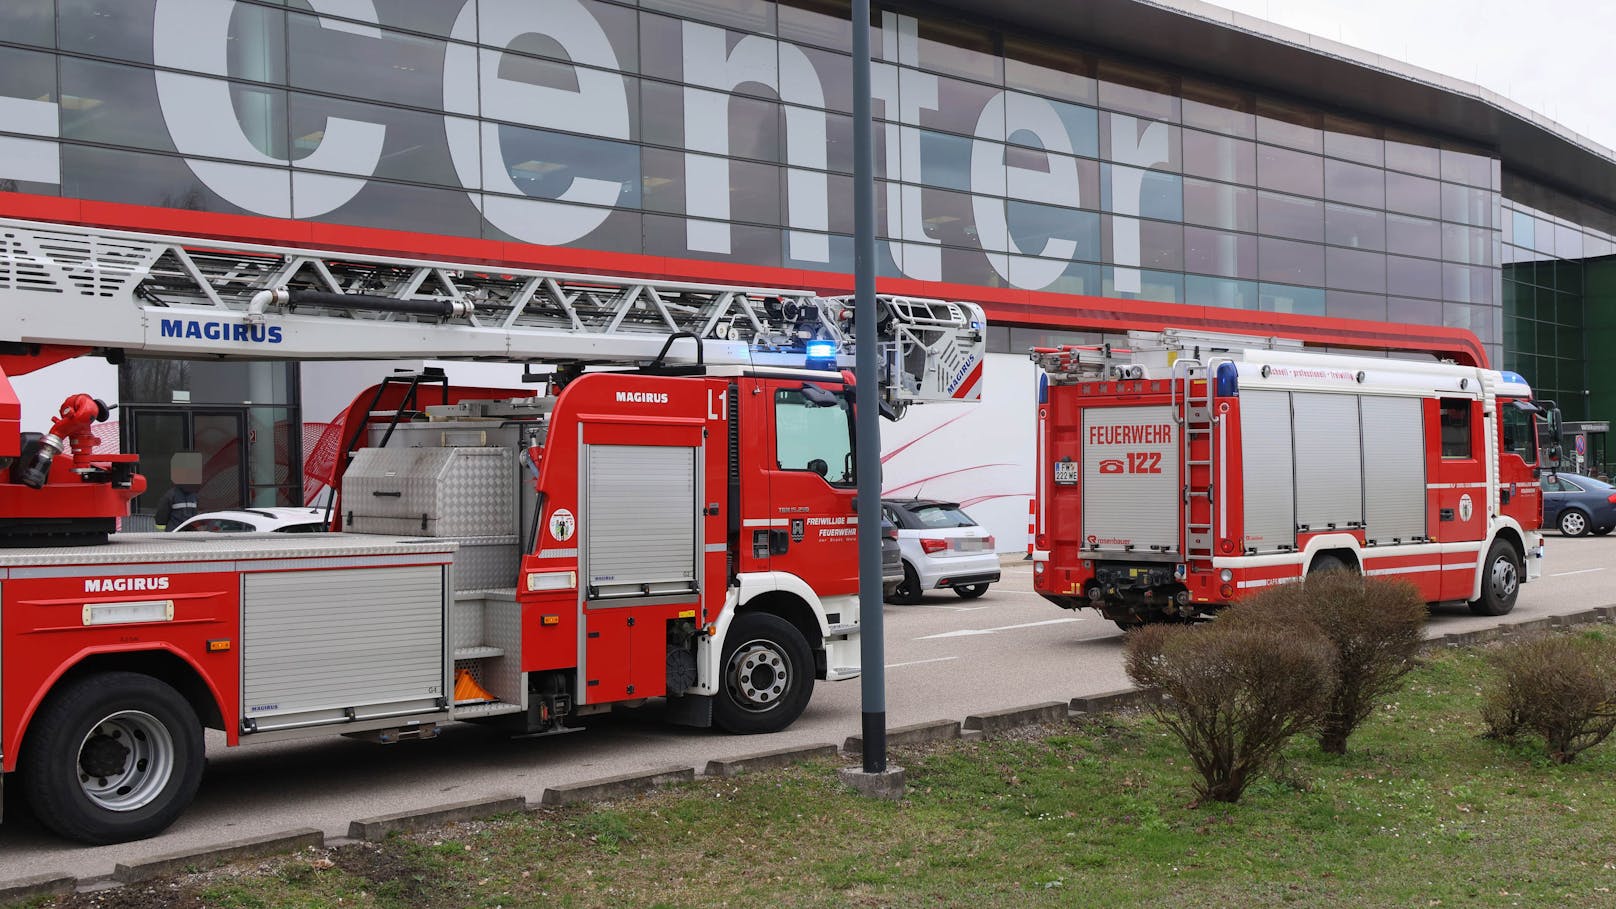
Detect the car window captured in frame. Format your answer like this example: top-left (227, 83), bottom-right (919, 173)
top-left (179, 518), bottom-right (255, 532)
top-left (1559, 477), bottom-right (1586, 493)
top-left (774, 388), bottom-right (854, 486)
top-left (274, 522), bottom-right (326, 533)
top-left (906, 504), bottom-right (976, 528)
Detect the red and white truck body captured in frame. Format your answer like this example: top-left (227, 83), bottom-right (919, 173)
top-left (0, 216), bottom-right (984, 844)
top-left (1032, 331), bottom-right (1551, 628)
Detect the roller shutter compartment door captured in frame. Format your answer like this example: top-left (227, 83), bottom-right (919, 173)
top-left (1292, 392), bottom-right (1363, 531)
top-left (584, 444), bottom-right (700, 602)
top-left (1360, 395), bottom-right (1427, 543)
top-left (1239, 390), bottom-right (1296, 552)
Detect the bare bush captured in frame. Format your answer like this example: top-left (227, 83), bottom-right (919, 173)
top-left (1223, 572), bottom-right (1427, 754)
top-left (1124, 621), bottom-right (1334, 803)
top-left (1482, 634), bottom-right (1616, 763)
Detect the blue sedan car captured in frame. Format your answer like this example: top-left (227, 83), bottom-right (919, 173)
top-left (1542, 472), bottom-right (1616, 537)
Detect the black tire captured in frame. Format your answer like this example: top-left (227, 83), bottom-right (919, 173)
top-left (1468, 539), bottom-right (1523, 617)
top-left (887, 562), bottom-right (924, 605)
top-left (1594, 526), bottom-right (1614, 536)
top-left (953, 583), bottom-right (989, 600)
top-left (1559, 509), bottom-right (1592, 537)
top-left (21, 672), bottom-right (204, 844)
top-left (714, 612), bottom-right (815, 735)
top-left (1308, 553), bottom-right (1357, 575)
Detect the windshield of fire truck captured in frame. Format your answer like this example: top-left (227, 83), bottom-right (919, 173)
top-left (774, 388), bottom-right (854, 487)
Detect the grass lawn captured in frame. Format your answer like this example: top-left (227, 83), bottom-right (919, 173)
top-left (32, 646), bottom-right (1616, 909)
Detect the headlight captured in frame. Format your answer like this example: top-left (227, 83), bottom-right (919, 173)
top-left (1220, 568), bottom-right (1233, 582)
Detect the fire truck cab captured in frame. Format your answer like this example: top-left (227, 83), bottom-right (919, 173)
top-left (1032, 330), bottom-right (1554, 629)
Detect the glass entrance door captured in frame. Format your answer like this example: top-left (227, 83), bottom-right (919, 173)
top-left (128, 407), bottom-right (248, 520)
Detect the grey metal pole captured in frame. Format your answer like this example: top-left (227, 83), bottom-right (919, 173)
top-left (851, 0), bottom-right (886, 775)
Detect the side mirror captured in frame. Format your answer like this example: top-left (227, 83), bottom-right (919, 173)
top-left (799, 383), bottom-right (840, 407)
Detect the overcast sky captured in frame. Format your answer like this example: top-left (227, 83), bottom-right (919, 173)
top-left (1204, 0), bottom-right (1614, 150)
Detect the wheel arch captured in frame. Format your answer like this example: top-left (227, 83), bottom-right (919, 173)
top-left (12, 646), bottom-right (226, 772)
top-left (736, 590), bottom-right (825, 679)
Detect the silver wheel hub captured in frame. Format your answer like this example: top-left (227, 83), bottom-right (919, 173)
top-left (1491, 556), bottom-right (1519, 599)
top-left (725, 640), bottom-right (790, 713)
top-left (77, 710), bottom-right (174, 812)
top-left (1564, 512), bottom-right (1586, 535)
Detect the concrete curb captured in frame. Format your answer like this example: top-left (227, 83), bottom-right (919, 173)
top-left (0, 872), bottom-right (75, 903)
top-left (964, 702), bottom-right (1068, 735)
top-left (843, 718), bottom-right (960, 754)
top-left (705, 743), bottom-right (839, 778)
top-left (349, 795), bottom-right (528, 841)
top-left (539, 764), bottom-right (695, 807)
top-left (112, 828), bottom-right (324, 883)
top-left (1071, 688), bottom-right (1162, 714)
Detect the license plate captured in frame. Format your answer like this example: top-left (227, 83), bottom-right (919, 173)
top-left (953, 538), bottom-right (990, 551)
top-left (1053, 460), bottom-right (1079, 485)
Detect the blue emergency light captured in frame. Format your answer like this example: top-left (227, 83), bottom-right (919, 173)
top-left (805, 340), bottom-right (838, 370)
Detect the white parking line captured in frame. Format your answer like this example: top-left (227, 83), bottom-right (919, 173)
top-left (885, 656), bottom-right (960, 669)
top-left (1551, 567), bottom-right (1608, 577)
top-left (893, 603), bottom-right (991, 612)
top-left (917, 618), bottom-right (1080, 640)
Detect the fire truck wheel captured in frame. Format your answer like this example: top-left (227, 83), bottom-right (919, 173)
top-left (888, 564), bottom-right (924, 605)
top-left (715, 612), bottom-right (814, 734)
top-left (953, 583), bottom-right (990, 599)
top-left (1468, 540), bottom-right (1522, 617)
top-left (21, 671), bottom-right (204, 845)
top-left (1558, 509), bottom-right (1591, 537)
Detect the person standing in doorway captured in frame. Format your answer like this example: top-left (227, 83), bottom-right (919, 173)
top-left (155, 451), bottom-right (202, 530)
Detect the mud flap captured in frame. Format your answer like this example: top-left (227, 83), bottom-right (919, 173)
top-left (664, 693), bottom-right (714, 728)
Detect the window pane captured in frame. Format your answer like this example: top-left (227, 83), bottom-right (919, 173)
top-left (1390, 296), bottom-right (1443, 325)
top-left (1182, 129), bottom-right (1255, 184)
top-left (1324, 158), bottom-right (1384, 209)
top-left (288, 14), bottom-right (446, 109)
top-left (62, 144), bottom-right (283, 215)
top-left (1257, 144), bottom-right (1323, 197)
top-left (1005, 38), bottom-right (1097, 105)
top-left (1386, 214), bottom-right (1441, 260)
top-left (1259, 282), bottom-right (1325, 315)
top-left (1323, 115), bottom-right (1383, 166)
top-left (1438, 398), bottom-right (1472, 458)
top-left (1443, 224), bottom-right (1495, 266)
top-left (1443, 263), bottom-right (1496, 305)
top-left (1385, 171), bottom-right (1441, 218)
top-left (1008, 202), bottom-right (1102, 260)
top-left (1385, 135), bottom-right (1441, 177)
top-left (1183, 177), bottom-right (1255, 231)
top-left (1180, 80), bottom-right (1254, 138)
top-left (1258, 236), bottom-right (1325, 286)
top-left (493, 125), bottom-right (641, 207)
top-left (1326, 289), bottom-right (1388, 321)
top-left (916, 185), bottom-right (981, 249)
top-left (1325, 202), bottom-right (1385, 251)
top-left (0, 0), bottom-right (54, 47)
top-left (1510, 209), bottom-right (1536, 248)
top-left (1440, 148), bottom-right (1493, 188)
top-left (316, 179), bottom-right (484, 239)
top-left (1186, 275), bottom-right (1260, 309)
top-left (290, 94), bottom-right (457, 186)
top-left (1255, 98), bottom-right (1323, 152)
top-left (60, 0), bottom-right (158, 64)
top-left (1386, 254), bottom-right (1443, 299)
top-left (913, 18), bottom-right (1002, 84)
top-left (1185, 226), bottom-right (1257, 279)
top-left (1, 43), bottom-right (59, 106)
top-left (642, 0), bottom-right (773, 33)
top-left (921, 75), bottom-right (1005, 137)
top-left (1005, 97), bottom-right (1099, 160)
top-left (1326, 246), bottom-right (1386, 294)
top-left (1258, 191), bottom-right (1323, 242)
top-left (1096, 59), bottom-right (1179, 121)
top-left (1442, 182), bottom-right (1495, 228)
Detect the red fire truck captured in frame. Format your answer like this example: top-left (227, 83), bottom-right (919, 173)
top-left (0, 216), bottom-right (985, 844)
top-left (1030, 330), bottom-right (1556, 630)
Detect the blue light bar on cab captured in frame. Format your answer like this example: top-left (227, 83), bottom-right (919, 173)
top-left (805, 340), bottom-right (838, 370)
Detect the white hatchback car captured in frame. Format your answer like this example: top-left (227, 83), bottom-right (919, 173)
top-left (173, 507), bottom-right (330, 534)
top-left (881, 499), bottom-right (999, 603)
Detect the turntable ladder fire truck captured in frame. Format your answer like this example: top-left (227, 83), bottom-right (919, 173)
top-left (1030, 329), bottom-right (1554, 630)
top-left (0, 215), bottom-right (985, 844)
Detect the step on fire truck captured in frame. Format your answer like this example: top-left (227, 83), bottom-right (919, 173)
top-left (1030, 330), bottom-right (1557, 630)
top-left (0, 216), bottom-right (985, 844)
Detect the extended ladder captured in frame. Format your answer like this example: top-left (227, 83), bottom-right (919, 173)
top-left (0, 217), bottom-right (984, 407)
top-left (1172, 357), bottom-right (1219, 561)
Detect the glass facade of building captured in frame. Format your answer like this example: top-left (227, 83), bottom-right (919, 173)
top-left (1, 0), bottom-right (1611, 416)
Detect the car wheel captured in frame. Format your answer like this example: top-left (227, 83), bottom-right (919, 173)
top-left (713, 612), bottom-right (814, 735)
top-left (1468, 539), bottom-right (1522, 617)
top-left (21, 672), bottom-right (205, 844)
top-left (1559, 509), bottom-right (1591, 537)
top-left (1594, 526), bottom-right (1614, 536)
top-left (953, 583), bottom-right (989, 599)
top-left (888, 563), bottom-right (924, 605)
